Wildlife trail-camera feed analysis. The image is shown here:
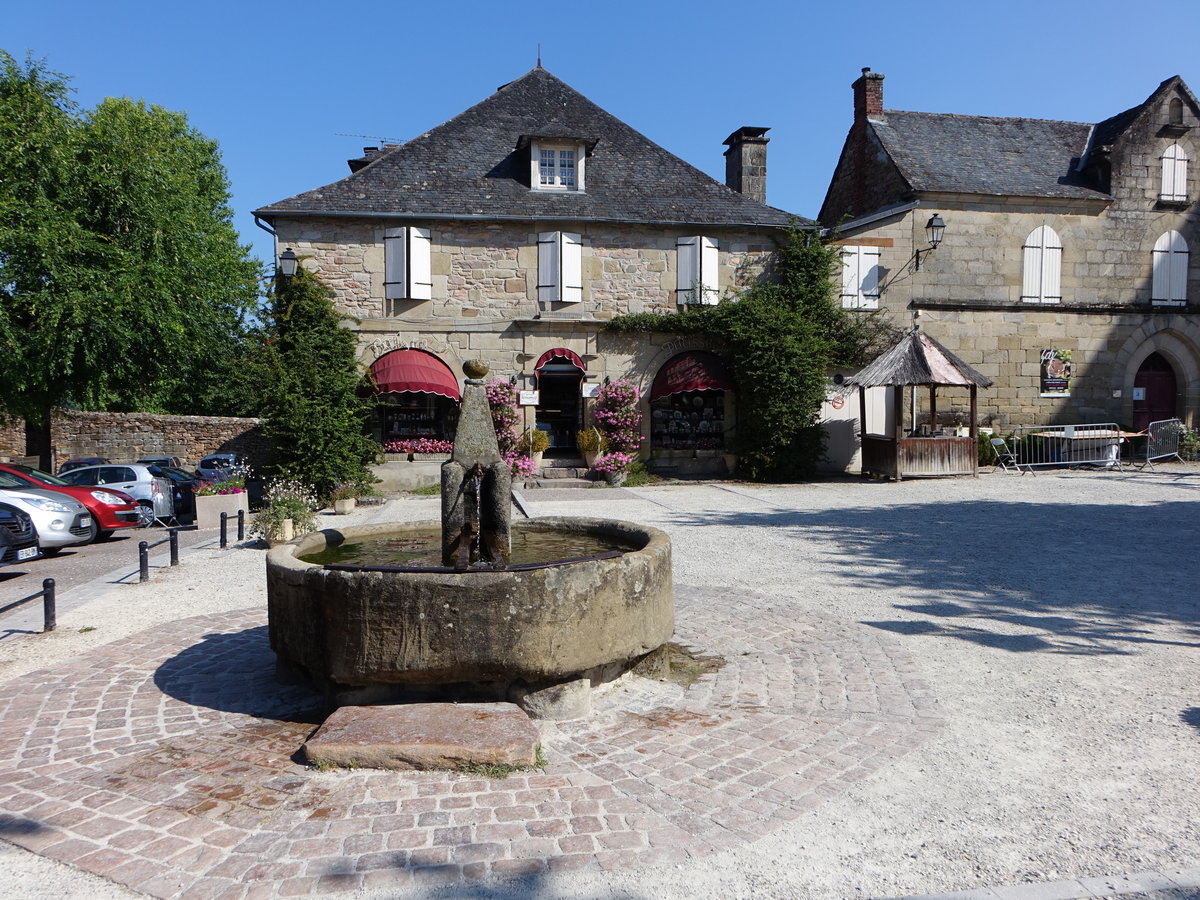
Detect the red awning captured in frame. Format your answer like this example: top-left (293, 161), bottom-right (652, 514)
top-left (368, 350), bottom-right (460, 400)
top-left (534, 347), bottom-right (586, 372)
top-left (650, 351), bottom-right (735, 400)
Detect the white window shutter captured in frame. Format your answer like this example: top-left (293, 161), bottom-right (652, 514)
top-left (409, 227), bottom-right (432, 300)
top-left (1023, 226), bottom-right (1061, 302)
top-left (538, 231), bottom-right (560, 302)
top-left (384, 227), bottom-right (407, 300)
top-left (560, 232), bottom-right (583, 302)
top-left (1041, 244), bottom-right (1062, 302)
top-left (1170, 238), bottom-right (1189, 301)
top-left (840, 248), bottom-right (859, 306)
top-left (575, 143), bottom-right (586, 192)
top-left (699, 237), bottom-right (719, 304)
top-left (1162, 144), bottom-right (1188, 201)
top-left (859, 246), bottom-right (881, 307)
top-left (530, 141), bottom-right (541, 189)
top-left (676, 236), bottom-right (699, 303)
top-left (1154, 230), bottom-right (1189, 302)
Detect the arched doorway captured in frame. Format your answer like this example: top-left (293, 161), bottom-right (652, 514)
top-left (367, 349), bottom-right (460, 446)
top-left (534, 348), bottom-right (585, 454)
top-left (1133, 352), bottom-right (1177, 431)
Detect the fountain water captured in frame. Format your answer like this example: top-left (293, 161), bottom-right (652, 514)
top-left (266, 362), bottom-right (674, 719)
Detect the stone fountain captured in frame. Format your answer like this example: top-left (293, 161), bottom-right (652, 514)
top-left (265, 363), bottom-right (673, 720)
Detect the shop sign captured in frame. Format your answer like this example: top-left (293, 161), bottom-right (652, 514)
top-left (518, 390), bottom-right (540, 406)
top-left (581, 383), bottom-right (600, 398)
top-left (1039, 349), bottom-right (1072, 398)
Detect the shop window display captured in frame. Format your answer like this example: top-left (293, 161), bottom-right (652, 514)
top-left (650, 390), bottom-right (725, 450)
top-left (374, 394), bottom-right (458, 444)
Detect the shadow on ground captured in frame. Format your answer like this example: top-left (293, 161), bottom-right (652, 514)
top-left (153, 624), bottom-right (324, 722)
top-left (669, 487), bottom-right (1200, 656)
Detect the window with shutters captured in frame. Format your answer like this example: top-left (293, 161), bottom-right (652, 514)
top-left (537, 232), bottom-right (583, 303)
top-left (530, 142), bottom-right (585, 191)
top-left (1161, 144), bottom-right (1189, 202)
top-left (1152, 230), bottom-right (1189, 305)
top-left (1021, 225), bottom-right (1063, 304)
top-left (839, 246), bottom-right (881, 309)
top-left (383, 227), bottom-right (433, 308)
top-left (676, 236), bottom-right (719, 305)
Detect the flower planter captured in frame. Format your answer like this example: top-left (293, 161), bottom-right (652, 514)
top-left (603, 471), bottom-right (627, 486)
top-left (195, 492), bottom-right (249, 530)
top-left (582, 450), bottom-right (600, 467)
top-left (266, 518), bottom-right (294, 547)
top-left (333, 498), bottom-right (356, 515)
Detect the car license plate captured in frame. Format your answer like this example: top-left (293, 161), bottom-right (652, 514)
top-left (17, 546), bottom-right (37, 561)
top-left (80, 516), bottom-right (92, 528)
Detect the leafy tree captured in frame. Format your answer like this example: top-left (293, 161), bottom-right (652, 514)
top-left (0, 51), bottom-right (262, 463)
top-left (259, 267), bottom-right (376, 498)
top-left (607, 226), bottom-right (897, 480)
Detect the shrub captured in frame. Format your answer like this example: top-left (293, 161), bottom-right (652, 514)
top-left (593, 381), bottom-right (643, 457)
top-left (591, 451), bottom-right (633, 474)
top-left (576, 426), bottom-right (606, 453)
top-left (485, 381), bottom-right (521, 456)
top-left (518, 429), bottom-right (550, 453)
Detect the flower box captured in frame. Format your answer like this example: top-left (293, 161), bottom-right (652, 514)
top-left (195, 492), bottom-right (249, 530)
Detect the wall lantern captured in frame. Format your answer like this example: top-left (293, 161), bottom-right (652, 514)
top-left (278, 248), bottom-right (298, 277)
top-left (914, 214), bottom-right (944, 271)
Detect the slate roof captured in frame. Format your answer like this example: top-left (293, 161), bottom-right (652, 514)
top-left (256, 67), bottom-right (796, 228)
top-left (871, 111), bottom-right (1097, 200)
top-left (843, 327), bottom-right (993, 389)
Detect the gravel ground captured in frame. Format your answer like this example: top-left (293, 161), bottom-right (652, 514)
top-left (2, 466), bottom-right (1199, 899)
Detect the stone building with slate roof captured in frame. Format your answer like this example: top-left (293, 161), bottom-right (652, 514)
top-left (820, 68), bottom-right (1200, 432)
top-left (255, 67), bottom-right (793, 475)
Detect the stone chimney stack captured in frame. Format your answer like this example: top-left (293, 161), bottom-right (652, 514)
top-left (853, 67), bottom-right (885, 123)
top-left (723, 127), bottom-right (770, 204)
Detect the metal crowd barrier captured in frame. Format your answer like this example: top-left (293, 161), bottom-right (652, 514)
top-left (1134, 418), bottom-right (1184, 469)
top-left (1007, 423), bottom-right (1127, 470)
top-left (0, 578), bottom-right (56, 632)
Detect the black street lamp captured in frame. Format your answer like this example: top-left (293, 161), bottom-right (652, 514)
top-left (914, 214), bottom-right (944, 271)
top-left (278, 248), bottom-right (298, 277)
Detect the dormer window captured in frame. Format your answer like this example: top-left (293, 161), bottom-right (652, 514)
top-left (525, 137), bottom-right (589, 192)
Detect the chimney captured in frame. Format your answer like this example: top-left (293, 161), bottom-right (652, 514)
top-left (853, 67), bottom-right (885, 123)
top-left (723, 127), bottom-right (770, 204)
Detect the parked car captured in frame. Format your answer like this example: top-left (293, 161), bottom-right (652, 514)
top-left (149, 465), bottom-right (198, 521)
top-left (196, 453), bottom-right (242, 483)
top-left (0, 475), bottom-right (96, 554)
top-left (136, 455), bottom-right (185, 469)
top-left (0, 463), bottom-right (142, 539)
top-left (58, 457), bottom-right (110, 475)
top-left (57, 464), bottom-right (173, 524)
top-left (0, 501), bottom-right (41, 566)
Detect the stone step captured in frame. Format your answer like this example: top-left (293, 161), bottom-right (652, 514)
top-left (540, 456), bottom-right (586, 469)
top-left (537, 466), bottom-right (591, 479)
top-left (523, 477), bottom-right (597, 489)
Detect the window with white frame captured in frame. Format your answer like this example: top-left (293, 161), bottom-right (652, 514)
top-left (676, 236), bottom-right (719, 305)
top-left (1161, 143), bottom-right (1189, 202)
top-left (537, 231), bottom-right (583, 303)
top-left (531, 141), bottom-right (585, 191)
top-left (1021, 225), bottom-right (1063, 303)
top-left (1152, 230), bottom-right (1189, 304)
top-left (839, 245), bottom-right (881, 309)
top-left (383, 226), bottom-right (433, 301)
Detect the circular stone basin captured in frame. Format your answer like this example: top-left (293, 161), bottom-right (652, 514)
top-left (266, 517), bottom-right (674, 708)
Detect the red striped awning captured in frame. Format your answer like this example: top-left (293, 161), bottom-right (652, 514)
top-left (534, 347), bottom-right (586, 372)
top-left (650, 351), bottom-right (735, 400)
top-left (368, 350), bottom-right (460, 400)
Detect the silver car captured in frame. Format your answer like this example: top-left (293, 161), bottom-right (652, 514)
top-left (0, 481), bottom-right (96, 555)
top-left (59, 464), bottom-right (173, 525)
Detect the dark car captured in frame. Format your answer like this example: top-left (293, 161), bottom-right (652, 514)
top-left (0, 501), bottom-right (41, 566)
top-left (0, 463), bottom-right (142, 539)
top-left (59, 457), bottom-right (110, 475)
top-left (151, 466), bottom-right (199, 521)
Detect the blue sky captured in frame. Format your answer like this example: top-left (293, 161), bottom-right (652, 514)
top-left (6, 0), bottom-right (1199, 268)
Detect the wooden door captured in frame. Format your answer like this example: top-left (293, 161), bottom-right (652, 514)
top-left (1133, 352), bottom-right (1177, 431)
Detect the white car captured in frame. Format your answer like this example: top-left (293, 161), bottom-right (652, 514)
top-left (58, 464), bottom-right (174, 525)
top-left (0, 481), bottom-right (96, 556)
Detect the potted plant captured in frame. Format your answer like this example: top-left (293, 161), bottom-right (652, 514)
top-left (194, 467), bottom-right (250, 530)
top-left (518, 428), bottom-right (550, 470)
top-left (576, 426), bottom-right (607, 467)
top-left (330, 483), bottom-right (357, 515)
top-left (251, 478), bottom-right (319, 547)
top-left (591, 451), bottom-right (632, 486)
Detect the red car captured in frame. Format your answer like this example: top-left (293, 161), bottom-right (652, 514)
top-left (0, 463), bottom-right (143, 540)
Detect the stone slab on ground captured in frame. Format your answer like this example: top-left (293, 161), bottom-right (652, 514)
top-left (302, 701), bottom-right (540, 770)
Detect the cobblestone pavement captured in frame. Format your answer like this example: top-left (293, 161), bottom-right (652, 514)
top-left (0, 583), bottom-right (940, 898)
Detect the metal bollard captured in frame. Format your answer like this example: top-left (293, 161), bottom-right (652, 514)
top-left (42, 578), bottom-right (56, 632)
top-left (139, 541), bottom-right (149, 582)
top-left (219, 512), bottom-right (228, 549)
top-left (237, 508), bottom-right (245, 541)
top-left (169, 528), bottom-right (179, 566)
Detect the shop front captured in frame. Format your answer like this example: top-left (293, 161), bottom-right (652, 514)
top-left (648, 350), bottom-right (736, 476)
top-left (367, 349), bottom-right (460, 448)
top-left (533, 348), bottom-right (586, 454)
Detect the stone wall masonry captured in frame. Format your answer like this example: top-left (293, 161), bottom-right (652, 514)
top-left (0, 410), bottom-right (267, 472)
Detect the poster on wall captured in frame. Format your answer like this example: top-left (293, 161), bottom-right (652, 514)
top-left (1040, 349), bottom-right (1072, 397)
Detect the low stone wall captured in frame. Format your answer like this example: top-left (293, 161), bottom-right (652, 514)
top-left (0, 410), bottom-right (267, 471)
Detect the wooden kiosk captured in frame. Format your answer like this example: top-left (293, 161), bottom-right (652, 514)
top-left (843, 327), bottom-right (993, 480)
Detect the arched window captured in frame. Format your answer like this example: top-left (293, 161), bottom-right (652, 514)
top-left (1152, 230), bottom-right (1189, 304)
top-left (1021, 225), bottom-right (1062, 304)
top-left (1169, 97), bottom-right (1184, 126)
top-left (1161, 143), bottom-right (1189, 202)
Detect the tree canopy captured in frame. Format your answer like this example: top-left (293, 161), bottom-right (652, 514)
top-left (0, 51), bottom-right (262, 454)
